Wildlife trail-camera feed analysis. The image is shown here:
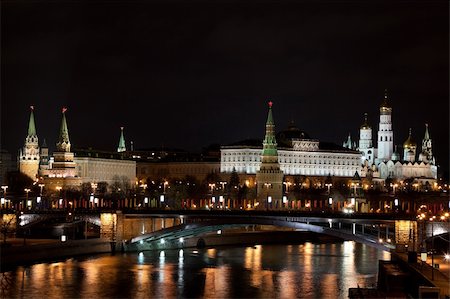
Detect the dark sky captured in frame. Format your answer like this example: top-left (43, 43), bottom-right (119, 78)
top-left (2, 1), bottom-right (449, 175)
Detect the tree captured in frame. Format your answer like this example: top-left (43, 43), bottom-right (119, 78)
top-left (6, 171), bottom-right (33, 195)
top-left (229, 168), bottom-right (240, 188)
top-left (1, 214), bottom-right (15, 245)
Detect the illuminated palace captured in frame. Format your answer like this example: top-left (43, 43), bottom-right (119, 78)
top-left (221, 102), bottom-right (362, 204)
top-left (18, 107), bottom-right (135, 190)
top-left (344, 91), bottom-right (437, 186)
top-left (221, 103), bottom-right (361, 177)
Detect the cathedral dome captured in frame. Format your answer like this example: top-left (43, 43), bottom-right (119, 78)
top-left (276, 120), bottom-right (310, 147)
top-left (391, 145), bottom-right (400, 161)
top-left (403, 128), bottom-right (416, 149)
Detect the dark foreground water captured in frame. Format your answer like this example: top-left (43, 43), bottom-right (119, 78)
top-left (1, 241), bottom-right (390, 298)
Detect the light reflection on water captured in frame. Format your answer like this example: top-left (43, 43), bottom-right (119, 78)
top-left (1, 241), bottom-right (390, 298)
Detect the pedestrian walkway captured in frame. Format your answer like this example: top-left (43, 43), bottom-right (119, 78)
top-left (395, 252), bottom-right (450, 298)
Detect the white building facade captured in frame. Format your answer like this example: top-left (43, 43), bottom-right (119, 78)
top-left (221, 140), bottom-right (361, 177)
top-left (75, 156), bottom-right (136, 186)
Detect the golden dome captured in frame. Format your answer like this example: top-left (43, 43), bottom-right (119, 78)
top-left (380, 89), bottom-right (391, 109)
top-left (403, 128), bottom-right (416, 148)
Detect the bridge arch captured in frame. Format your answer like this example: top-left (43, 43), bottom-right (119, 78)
top-left (125, 216), bottom-right (395, 252)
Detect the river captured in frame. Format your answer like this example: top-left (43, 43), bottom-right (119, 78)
top-left (1, 241), bottom-right (390, 298)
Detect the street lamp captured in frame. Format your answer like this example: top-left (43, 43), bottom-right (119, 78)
top-left (325, 183), bottom-right (332, 195)
top-left (24, 188), bottom-right (31, 210)
top-left (219, 181), bottom-right (227, 191)
top-left (283, 181), bottom-right (292, 193)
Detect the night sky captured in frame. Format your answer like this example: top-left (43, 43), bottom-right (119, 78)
top-left (2, 1), bottom-right (449, 175)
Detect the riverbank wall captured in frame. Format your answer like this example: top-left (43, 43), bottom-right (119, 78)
top-left (0, 239), bottom-right (112, 271)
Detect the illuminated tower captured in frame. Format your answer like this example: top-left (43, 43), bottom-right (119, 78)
top-left (50, 107), bottom-right (77, 177)
top-left (376, 90), bottom-right (394, 162)
top-left (358, 113), bottom-right (375, 165)
top-left (117, 127), bottom-right (126, 152)
top-left (256, 101), bottom-right (283, 209)
top-left (418, 123), bottom-right (435, 164)
top-left (19, 106), bottom-right (40, 180)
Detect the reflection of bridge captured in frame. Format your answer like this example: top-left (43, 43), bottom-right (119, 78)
top-left (3, 210), bottom-right (449, 253)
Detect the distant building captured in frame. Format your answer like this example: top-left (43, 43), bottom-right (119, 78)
top-left (74, 149), bottom-right (136, 187)
top-left (17, 107), bottom-right (136, 191)
top-left (354, 91), bottom-right (437, 185)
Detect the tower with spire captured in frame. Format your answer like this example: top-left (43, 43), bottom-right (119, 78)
top-left (418, 124), bottom-right (435, 164)
top-left (376, 89), bottom-right (394, 163)
top-left (19, 106), bottom-right (40, 180)
top-left (256, 101), bottom-right (284, 209)
top-left (49, 107), bottom-right (77, 178)
top-left (117, 127), bottom-right (126, 152)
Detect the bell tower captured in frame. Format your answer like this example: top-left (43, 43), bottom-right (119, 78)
top-left (376, 90), bottom-right (394, 163)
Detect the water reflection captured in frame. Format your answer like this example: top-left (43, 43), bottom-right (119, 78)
top-left (2, 241), bottom-right (390, 298)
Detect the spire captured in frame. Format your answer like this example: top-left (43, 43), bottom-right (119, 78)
top-left (27, 106), bottom-right (37, 137)
top-left (41, 138), bottom-right (47, 148)
top-left (262, 101), bottom-right (278, 158)
top-left (117, 127), bottom-right (126, 152)
top-left (424, 123), bottom-right (430, 140)
top-left (56, 107), bottom-right (71, 152)
top-left (266, 101), bottom-right (274, 125)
